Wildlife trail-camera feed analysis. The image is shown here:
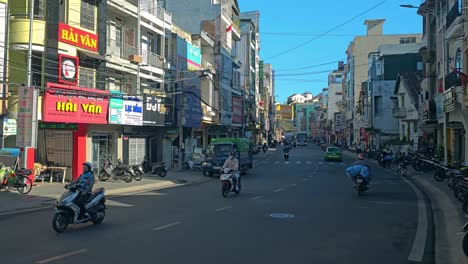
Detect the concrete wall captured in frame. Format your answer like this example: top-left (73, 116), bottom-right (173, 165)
top-left (327, 82), bottom-right (341, 121)
top-left (372, 80), bottom-right (398, 134)
top-left (166, 0), bottom-right (220, 34)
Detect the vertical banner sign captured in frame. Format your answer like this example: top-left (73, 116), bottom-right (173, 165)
top-left (16, 87), bottom-right (35, 147)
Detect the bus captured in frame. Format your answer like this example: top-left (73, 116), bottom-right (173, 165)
top-left (297, 132), bottom-right (308, 146)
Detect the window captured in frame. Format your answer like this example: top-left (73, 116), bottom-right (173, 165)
top-left (456, 48), bottom-right (462, 72)
top-left (413, 122), bottom-right (418, 133)
top-left (34, 0), bottom-right (44, 18)
top-left (400, 37), bottom-right (417, 44)
top-left (335, 75), bottom-right (342, 83)
top-left (80, 0), bottom-right (95, 31)
top-left (79, 67), bottom-right (94, 88)
top-left (458, 0), bottom-right (463, 13)
top-left (375, 96), bottom-right (383, 114)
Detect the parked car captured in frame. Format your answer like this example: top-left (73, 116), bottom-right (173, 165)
top-left (202, 138), bottom-right (253, 177)
top-left (325, 147), bottom-right (343, 162)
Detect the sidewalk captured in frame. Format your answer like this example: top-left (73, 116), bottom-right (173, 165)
top-left (343, 150), bottom-right (467, 264)
top-left (0, 170), bottom-right (211, 215)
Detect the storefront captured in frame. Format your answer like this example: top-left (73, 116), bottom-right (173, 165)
top-left (41, 82), bottom-right (110, 180)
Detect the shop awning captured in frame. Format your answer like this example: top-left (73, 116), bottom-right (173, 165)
top-left (78, 50), bottom-right (106, 61)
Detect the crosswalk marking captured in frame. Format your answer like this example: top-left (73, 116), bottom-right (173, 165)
top-left (296, 161), bottom-right (301, 164)
top-left (274, 161), bottom-right (280, 164)
top-left (306, 161), bottom-right (312, 164)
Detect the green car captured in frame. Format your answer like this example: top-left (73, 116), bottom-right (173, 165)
top-left (324, 147), bottom-right (343, 161)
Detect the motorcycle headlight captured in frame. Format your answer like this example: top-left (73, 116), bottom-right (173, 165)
top-left (202, 162), bottom-right (211, 166)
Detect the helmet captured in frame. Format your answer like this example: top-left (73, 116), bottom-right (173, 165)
top-left (229, 151), bottom-right (235, 157)
top-left (358, 153), bottom-right (364, 160)
top-left (83, 162), bottom-right (93, 169)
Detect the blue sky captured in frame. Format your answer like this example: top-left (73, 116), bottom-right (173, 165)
top-left (238, 0), bottom-right (423, 103)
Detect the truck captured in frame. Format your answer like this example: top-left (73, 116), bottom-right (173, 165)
top-left (202, 138), bottom-right (254, 177)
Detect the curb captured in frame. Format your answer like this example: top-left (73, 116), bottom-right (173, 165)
top-left (0, 177), bottom-right (215, 218)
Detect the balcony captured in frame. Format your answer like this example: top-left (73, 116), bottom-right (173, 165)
top-left (446, 1), bottom-right (460, 30)
top-left (392, 107), bottom-right (407, 118)
top-left (445, 71), bottom-right (462, 90)
top-left (141, 49), bottom-right (164, 68)
top-left (107, 39), bottom-right (138, 63)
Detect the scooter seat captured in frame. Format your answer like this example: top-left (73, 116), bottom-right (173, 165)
top-left (87, 188), bottom-right (104, 202)
top-left (116, 164), bottom-right (128, 169)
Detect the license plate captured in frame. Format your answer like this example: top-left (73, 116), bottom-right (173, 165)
top-left (356, 178), bottom-right (363, 183)
top-left (213, 166), bottom-right (221, 170)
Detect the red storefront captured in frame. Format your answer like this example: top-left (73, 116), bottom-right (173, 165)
top-left (41, 82), bottom-right (109, 180)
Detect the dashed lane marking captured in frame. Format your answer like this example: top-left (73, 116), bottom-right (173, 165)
top-left (290, 184), bottom-right (297, 187)
top-left (273, 188), bottom-right (284, 193)
top-left (251, 196), bottom-right (263, 200)
top-left (215, 206), bottom-right (233, 212)
top-left (36, 249), bottom-right (88, 264)
top-left (152, 221), bottom-right (182, 231)
top-left (296, 161), bottom-right (302, 164)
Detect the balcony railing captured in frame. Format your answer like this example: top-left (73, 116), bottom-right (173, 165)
top-left (107, 39), bottom-right (138, 62)
top-left (445, 71), bottom-right (462, 90)
top-left (392, 107), bottom-right (407, 118)
top-left (141, 49), bottom-right (164, 68)
top-left (446, 1), bottom-right (460, 29)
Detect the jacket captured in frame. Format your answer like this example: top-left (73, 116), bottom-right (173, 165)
top-left (76, 171), bottom-right (95, 193)
top-left (223, 157), bottom-right (239, 173)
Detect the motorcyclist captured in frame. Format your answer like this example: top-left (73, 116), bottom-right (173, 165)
top-left (346, 153), bottom-right (371, 189)
top-left (283, 146), bottom-right (290, 160)
top-left (222, 151), bottom-right (240, 191)
top-left (262, 142), bottom-right (268, 153)
top-left (69, 162), bottom-right (95, 220)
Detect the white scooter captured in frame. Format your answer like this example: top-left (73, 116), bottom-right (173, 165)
top-left (220, 168), bottom-right (241, 198)
top-left (52, 182), bottom-right (106, 233)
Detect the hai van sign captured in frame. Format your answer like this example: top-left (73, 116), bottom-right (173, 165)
top-left (58, 23), bottom-right (98, 52)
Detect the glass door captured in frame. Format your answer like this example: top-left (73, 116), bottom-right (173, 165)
top-left (92, 134), bottom-right (111, 174)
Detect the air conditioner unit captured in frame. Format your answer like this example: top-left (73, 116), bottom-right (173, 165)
top-left (129, 54), bottom-right (142, 64)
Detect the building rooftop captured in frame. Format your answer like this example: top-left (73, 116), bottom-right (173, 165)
top-left (377, 43), bottom-right (421, 56)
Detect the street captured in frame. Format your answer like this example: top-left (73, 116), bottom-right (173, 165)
top-left (1, 145), bottom-right (432, 264)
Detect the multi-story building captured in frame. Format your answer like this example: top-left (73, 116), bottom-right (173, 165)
top-left (165, 0), bottom-right (243, 138)
top-left (327, 62), bottom-right (345, 143)
top-left (275, 104), bottom-right (293, 137)
top-left (344, 19), bottom-right (422, 145)
top-left (417, 0), bottom-right (467, 164)
top-left (364, 43), bottom-right (422, 149)
top-left (263, 63), bottom-right (275, 143)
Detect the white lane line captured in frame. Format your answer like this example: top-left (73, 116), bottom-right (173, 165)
top-left (215, 206), bottom-right (232, 212)
top-left (0, 206), bottom-right (53, 217)
top-left (309, 176), bottom-right (314, 178)
top-left (273, 188), bottom-right (284, 193)
top-left (152, 221), bottom-right (181, 231)
top-left (251, 196), bottom-right (263, 200)
top-left (302, 179), bottom-right (308, 182)
top-left (401, 177), bottom-right (428, 262)
top-left (36, 249), bottom-right (88, 264)
top-left (318, 162), bottom-right (324, 165)
top-left (290, 184), bottom-right (297, 187)
top-left (306, 161), bottom-right (312, 164)
top-left (285, 161), bottom-right (289, 164)
top-left (296, 161), bottom-right (302, 164)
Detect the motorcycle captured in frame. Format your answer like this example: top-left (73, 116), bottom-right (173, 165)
top-left (52, 182), bottom-right (106, 233)
top-left (354, 175), bottom-right (368, 196)
top-left (397, 158), bottom-right (410, 177)
top-left (151, 162), bottom-right (167, 177)
top-left (284, 151), bottom-right (289, 161)
top-left (130, 160), bottom-right (145, 181)
top-left (98, 159), bottom-right (133, 183)
top-left (460, 222), bottom-right (468, 257)
top-left (220, 168), bottom-right (240, 198)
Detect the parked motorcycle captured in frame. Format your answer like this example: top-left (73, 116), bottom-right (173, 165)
top-left (98, 159), bottom-right (133, 183)
top-left (460, 222), bottom-right (468, 257)
top-left (52, 181), bottom-right (106, 233)
top-left (130, 161), bottom-right (145, 181)
top-left (220, 168), bottom-right (240, 198)
top-left (151, 162), bottom-right (167, 177)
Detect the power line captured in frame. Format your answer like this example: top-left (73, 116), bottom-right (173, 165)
top-left (264, 0), bottom-right (387, 60)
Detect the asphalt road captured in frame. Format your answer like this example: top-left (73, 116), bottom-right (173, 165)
top-left (1, 145), bottom-right (433, 264)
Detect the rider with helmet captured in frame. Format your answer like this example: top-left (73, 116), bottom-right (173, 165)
top-left (70, 162), bottom-right (95, 220)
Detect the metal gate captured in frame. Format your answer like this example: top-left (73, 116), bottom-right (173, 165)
top-left (128, 138), bottom-right (146, 165)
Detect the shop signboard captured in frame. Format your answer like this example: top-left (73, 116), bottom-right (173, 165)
top-left (2, 118), bottom-right (16, 136)
top-left (109, 96), bottom-right (143, 126)
top-left (16, 86), bottom-right (36, 147)
top-left (58, 54), bottom-right (79, 85)
top-left (435, 94), bottom-right (445, 123)
top-left (232, 96), bottom-right (243, 124)
top-left (39, 122), bottom-right (78, 130)
top-left (58, 22), bottom-right (98, 52)
top-left (443, 89), bottom-right (456, 113)
top-left (43, 83), bottom-right (109, 124)
top-left (187, 43), bottom-right (201, 71)
top-left (182, 74), bottom-right (202, 128)
top-left (143, 96), bottom-right (165, 126)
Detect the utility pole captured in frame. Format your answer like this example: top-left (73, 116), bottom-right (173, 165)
top-left (136, 0), bottom-right (141, 95)
top-left (178, 71), bottom-right (184, 170)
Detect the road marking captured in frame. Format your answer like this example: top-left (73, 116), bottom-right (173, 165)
top-left (309, 176), bottom-right (314, 178)
top-left (400, 177), bottom-right (428, 262)
top-left (318, 162), bottom-right (324, 165)
top-left (215, 206), bottom-right (232, 212)
top-left (296, 161), bottom-right (302, 164)
top-left (251, 196), bottom-right (263, 200)
top-left (273, 188), bottom-right (284, 193)
top-left (0, 206), bottom-right (53, 217)
top-left (152, 221), bottom-right (181, 231)
top-left (302, 179), bottom-right (308, 182)
top-left (306, 161), bottom-right (312, 164)
top-left (274, 161), bottom-right (280, 164)
top-left (285, 161), bottom-right (289, 164)
top-left (290, 184), bottom-right (297, 187)
top-left (36, 249), bottom-right (88, 264)
top-left (368, 201), bottom-right (395, 205)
